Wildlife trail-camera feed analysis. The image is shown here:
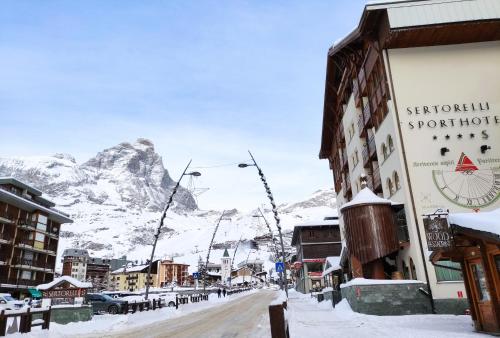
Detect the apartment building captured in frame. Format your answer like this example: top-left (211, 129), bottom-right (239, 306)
top-left (0, 177), bottom-right (73, 297)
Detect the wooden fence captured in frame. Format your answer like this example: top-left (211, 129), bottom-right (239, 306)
top-left (0, 307), bottom-right (51, 336)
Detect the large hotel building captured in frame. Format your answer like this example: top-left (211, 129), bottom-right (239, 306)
top-left (0, 177), bottom-right (73, 297)
top-left (320, 0), bottom-right (500, 310)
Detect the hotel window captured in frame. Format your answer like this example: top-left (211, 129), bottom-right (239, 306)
top-left (37, 214), bottom-right (47, 232)
top-left (386, 178), bottom-right (394, 196)
top-left (21, 270), bottom-right (32, 280)
top-left (381, 143), bottom-right (388, 160)
top-left (387, 135), bottom-right (394, 153)
top-left (393, 172), bottom-right (401, 191)
top-left (435, 260), bottom-right (463, 282)
top-left (34, 232), bottom-right (45, 249)
top-left (410, 258), bottom-right (417, 280)
top-left (352, 150), bottom-right (359, 168)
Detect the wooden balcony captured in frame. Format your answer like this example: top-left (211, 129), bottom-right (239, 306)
top-left (357, 113), bottom-right (365, 137)
top-left (368, 136), bottom-right (377, 158)
top-left (358, 68), bottom-right (366, 96)
top-left (373, 165), bottom-right (382, 192)
top-left (364, 47), bottom-right (379, 80)
top-left (352, 79), bottom-right (361, 108)
top-left (362, 145), bottom-right (370, 168)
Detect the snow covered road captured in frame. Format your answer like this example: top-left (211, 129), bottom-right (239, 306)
top-left (82, 289), bottom-right (276, 338)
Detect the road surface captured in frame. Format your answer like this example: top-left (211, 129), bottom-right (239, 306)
top-left (86, 290), bottom-right (276, 338)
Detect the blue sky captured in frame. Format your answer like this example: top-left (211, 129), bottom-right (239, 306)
top-left (0, 1), bottom-right (366, 210)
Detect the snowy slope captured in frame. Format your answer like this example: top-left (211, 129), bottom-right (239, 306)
top-left (0, 139), bottom-right (337, 273)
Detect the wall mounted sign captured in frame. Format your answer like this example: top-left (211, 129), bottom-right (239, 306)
top-left (432, 152), bottom-right (500, 208)
top-left (423, 216), bottom-right (454, 251)
top-left (41, 288), bottom-right (87, 299)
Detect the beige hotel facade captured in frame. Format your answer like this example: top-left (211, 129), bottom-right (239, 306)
top-left (320, 0), bottom-right (500, 311)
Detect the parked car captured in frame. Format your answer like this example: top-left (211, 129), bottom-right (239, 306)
top-left (102, 291), bottom-right (140, 299)
top-left (85, 293), bottom-right (126, 314)
top-left (156, 293), bottom-right (177, 307)
top-left (23, 297), bottom-right (42, 308)
top-left (0, 293), bottom-right (24, 310)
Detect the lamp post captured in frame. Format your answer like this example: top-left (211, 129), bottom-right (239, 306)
top-left (203, 211), bottom-right (231, 292)
top-left (229, 236), bottom-right (242, 289)
top-left (239, 151), bottom-right (288, 297)
top-left (253, 209), bottom-right (281, 285)
top-left (144, 160), bottom-right (201, 300)
top-left (253, 208), bottom-right (280, 261)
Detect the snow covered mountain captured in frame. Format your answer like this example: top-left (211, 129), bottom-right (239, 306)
top-left (0, 139), bottom-right (337, 272)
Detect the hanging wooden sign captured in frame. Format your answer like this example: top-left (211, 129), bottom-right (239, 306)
top-left (423, 216), bottom-right (454, 250)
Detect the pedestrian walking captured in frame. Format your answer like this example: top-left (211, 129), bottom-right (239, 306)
top-left (217, 288), bottom-right (222, 298)
top-left (223, 289), bottom-right (226, 297)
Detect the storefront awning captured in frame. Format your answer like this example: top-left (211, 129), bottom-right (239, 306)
top-left (28, 288), bottom-right (42, 298)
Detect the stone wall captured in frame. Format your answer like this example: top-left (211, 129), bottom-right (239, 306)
top-left (341, 282), bottom-right (432, 315)
top-left (434, 298), bottom-right (470, 315)
top-left (50, 306), bottom-right (93, 324)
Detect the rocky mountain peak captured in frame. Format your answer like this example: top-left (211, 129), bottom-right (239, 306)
top-left (0, 139), bottom-right (197, 212)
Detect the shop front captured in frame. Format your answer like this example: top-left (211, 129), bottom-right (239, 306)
top-left (429, 208), bottom-right (500, 334)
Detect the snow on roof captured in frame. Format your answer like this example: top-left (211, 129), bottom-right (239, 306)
top-left (37, 276), bottom-right (92, 290)
top-left (229, 275), bottom-right (263, 285)
top-left (111, 264), bottom-right (149, 274)
top-left (322, 256), bottom-right (342, 277)
top-left (448, 208), bottom-right (500, 237)
top-left (340, 278), bottom-right (423, 289)
top-left (0, 188), bottom-right (73, 223)
top-left (339, 187), bottom-right (392, 211)
top-left (295, 218), bottom-right (339, 227)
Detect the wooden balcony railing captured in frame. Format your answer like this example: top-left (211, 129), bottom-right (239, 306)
top-left (373, 166), bottom-right (382, 191)
top-left (357, 112), bottom-right (365, 136)
top-left (368, 136), bottom-right (377, 158)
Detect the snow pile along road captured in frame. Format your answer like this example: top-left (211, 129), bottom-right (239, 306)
top-left (9, 290), bottom-right (260, 338)
top-left (287, 289), bottom-right (480, 337)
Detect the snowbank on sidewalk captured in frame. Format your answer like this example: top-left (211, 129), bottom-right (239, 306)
top-left (340, 278), bottom-right (423, 288)
top-left (287, 289), bottom-right (477, 337)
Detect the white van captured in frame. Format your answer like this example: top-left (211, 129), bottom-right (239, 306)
top-left (0, 293), bottom-right (24, 310)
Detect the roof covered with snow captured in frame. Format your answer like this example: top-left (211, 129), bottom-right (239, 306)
top-left (291, 216), bottom-right (340, 245)
top-left (37, 276), bottom-right (92, 290)
top-left (63, 248), bottom-right (90, 258)
top-left (294, 218), bottom-right (339, 227)
top-left (339, 187), bottom-right (392, 211)
top-left (322, 256), bottom-right (342, 277)
top-left (449, 208), bottom-right (500, 239)
top-left (0, 185), bottom-right (73, 224)
top-left (112, 264), bottom-right (149, 274)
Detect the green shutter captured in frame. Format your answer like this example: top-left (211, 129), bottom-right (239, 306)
top-left (434, 261), bottom-right (463, 282)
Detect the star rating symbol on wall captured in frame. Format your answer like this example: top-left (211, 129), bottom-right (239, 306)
top-left (445, 135), bottom-right (450, 140)
top-left (457, 134), bottom-right (463, 139)
top-left (470, 133), bottom-right (475, 138)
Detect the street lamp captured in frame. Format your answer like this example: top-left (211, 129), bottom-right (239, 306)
top-left (145, 160), bottom-right (201, 300)
top-left (238, 151), bottom-right (288, 297)
top-left (253, 209), bottom-right (279, 261)
top-left (229, 236), bottom-right (242, 289)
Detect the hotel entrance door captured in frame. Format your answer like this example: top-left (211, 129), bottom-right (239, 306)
top-left (469, 258), bottom-right (496, 332)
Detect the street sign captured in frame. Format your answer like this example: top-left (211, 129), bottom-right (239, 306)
top-left (275, 262), bottom-right (284, 273)
top-left (193, 272), bottom-right (200, 279)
